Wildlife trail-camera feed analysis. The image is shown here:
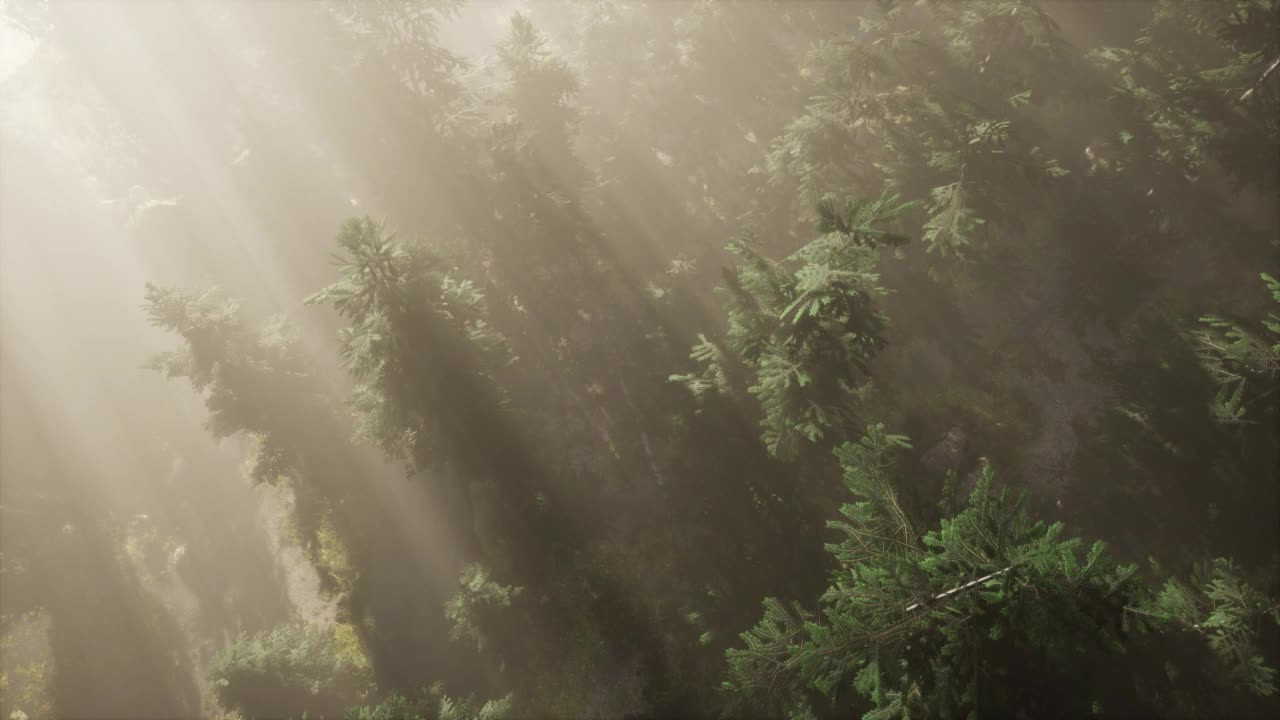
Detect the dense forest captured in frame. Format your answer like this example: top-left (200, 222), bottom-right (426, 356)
top-left (1, 1), bottom-right (1278, 718)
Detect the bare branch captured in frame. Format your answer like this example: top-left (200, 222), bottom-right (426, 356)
top-left (1241, 55), bottom-right (1280, 102)
top-left (905, 565), bottom-right (1015, 613)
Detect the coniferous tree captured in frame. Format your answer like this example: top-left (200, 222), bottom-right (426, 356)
top-left (1195, 273), bottom-right (1280, 425)
top-left (674, 193), bottom-right (915, 459)
top-left (143, 281), bottom-right (487, 701)
top-left (9, 1), bottom-right (1280, 717)
top-left (724, 424), bottom-right (1278, 719)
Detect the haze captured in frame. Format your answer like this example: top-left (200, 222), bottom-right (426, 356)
top-left (1, 2), bottom-right (1277, 719)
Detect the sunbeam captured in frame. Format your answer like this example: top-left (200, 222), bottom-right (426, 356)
top-left (2, 1), bottom-right (1277, 719)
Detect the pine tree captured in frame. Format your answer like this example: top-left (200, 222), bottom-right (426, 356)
top-left (1092, 0), bottom-right (1279, 195)
top-left (1194, 273), bottom-right (1280, 425)
top-left (143, 284), bottom-right (320, 484)
top-left (725, 424), bottom-right (1149, 718)
top-left (1145, 558), bottom-right (1280, 698)
top-left (144, 279), bottom-right (494, 703)
top-left (305, 216), bottom-right (512, 478)
top-left (674, 193), bottom-right (916, 459)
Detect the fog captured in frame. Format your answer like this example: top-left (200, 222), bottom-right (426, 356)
top-left (1, 2), bottom-right (1276, 719)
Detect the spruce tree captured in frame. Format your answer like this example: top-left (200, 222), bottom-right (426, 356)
top-left (674, 193), bottom-right (915, 459)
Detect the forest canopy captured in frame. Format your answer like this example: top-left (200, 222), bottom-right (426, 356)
top-left (0, 1), bottom-right (1277, 719)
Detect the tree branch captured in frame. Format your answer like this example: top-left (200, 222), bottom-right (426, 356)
top-left (1241, 55), bottom-right (1280, 102)
top-left (905, 565), bottom-right (1014, 613)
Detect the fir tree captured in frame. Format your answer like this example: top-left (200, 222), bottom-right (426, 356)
top-left (726, 424), bottom-right (1148, 719)
top-left (1194, 273), bottom-right (1280, 425)
top-left (675, 193), bottom-right (916, 459)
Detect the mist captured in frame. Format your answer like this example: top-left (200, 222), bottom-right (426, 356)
top-left (1, 2), bottom-right (1277, 719)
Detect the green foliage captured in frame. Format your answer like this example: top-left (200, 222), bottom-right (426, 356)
top-left (111, 1), bottom-right (1280, 717)
top-left (669, 334), bottom-right (733, 400)
top-left (208, 621), bottom-right (373, 719)
top-left (1091, 0), bottom-right (1279, 193)
top-left (826, 424), bottom-right (917, 572)
top-left (443, 565), bottom-right (523, 656)
top-left (763, 0), bottom-right (1082, 266)
top-left (341, 684), bottom-right (513, 720)
top-left (306, 216), bottom-right (511, 473)
top-left (496, 13), bottom-right (579, 141)
top-left (725, 425), bottom-right (1146, 718)
top-left (1195, 273), bottom-right (1280, 424)
top-left (812, 194), bottom-right (915, 249)
top-left (1146, 558), bottom-right (1280, 697)
top-left (341, 689), bottom-right (511, 720)
top-left (675, 193), bottom-right (914, 458)
top-left (343, 693), bottom-right (424, 720)
top-left (0, 612), bottom-right (53, 720)
top-left (314, 511), bottom-right (358, 598)
top-left (436, 690), bottom-right (513, 720)
top-left (143, 284), bottom-right (312, 484)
